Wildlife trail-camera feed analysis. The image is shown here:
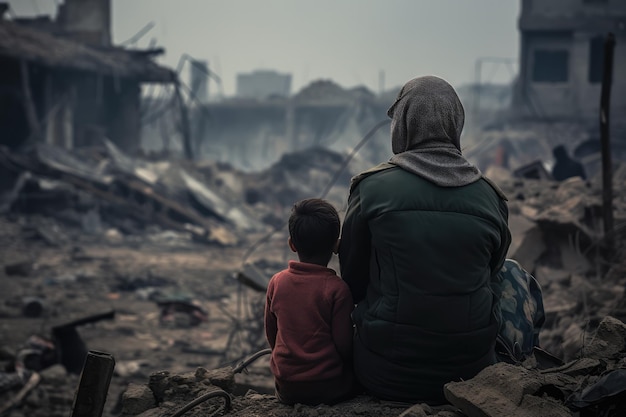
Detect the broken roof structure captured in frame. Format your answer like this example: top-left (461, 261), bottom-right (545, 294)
top-left (0, 19), bottom-right (175, 83)
top-left (512, 0), bottom-right (626, 128)
top-left (0, 0), bottom-right (176, 156)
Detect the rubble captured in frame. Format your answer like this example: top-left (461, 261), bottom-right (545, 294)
top-left (108, 315), bottom-right (626, 417)
top-left (1, 143), bottom-right (626, 417)
top-left (0, 143), bottom-right (245, 246)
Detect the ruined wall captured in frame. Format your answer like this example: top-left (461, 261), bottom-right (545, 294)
top-left (106, 79), bottom-right (141, 154)
top-left (190, 99), bottom-right (390, 172)
top-left (515, 0), bottom-right (626, 127)
top-left (0, 57), bottom-right (29, 150)
top-left (236, 70), bottom-right (291, 99)
top-left (524, 0), bottom-right (626, 16)
top-left (57, 0), bottom-right (111, 46)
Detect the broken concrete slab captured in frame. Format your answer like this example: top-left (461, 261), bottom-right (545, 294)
top-left (35, 143), bottom-right (111, 186)
top-left (583, 316), bottom-right (626, 360)
top-left (444, 362), bottom-right (573, 417)
top-left (180, 170), bottom-right (263, 232)
top-left (397, 404), bottom-right (428, 417)
top-left (1, 144), bottom-right (240, 246)
top-left (507, 214), bottom-right (545, 273)
top-left (104, 139), bottom-right (160, 186)
top-left (122, 383), bottom-right (156, 416)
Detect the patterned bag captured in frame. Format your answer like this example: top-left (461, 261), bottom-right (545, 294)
top-left (493, 259), bottom-right (546, 363)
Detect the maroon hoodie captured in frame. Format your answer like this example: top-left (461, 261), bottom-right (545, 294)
top-left (264, 261), bottom-right (354, 383)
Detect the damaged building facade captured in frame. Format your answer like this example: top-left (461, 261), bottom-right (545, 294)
top-left (467, 0), bottom-right (626, 177)
top-left (513, 0), bottom-right (626, 126)
top-left (0, 0), bottom-right (175, 157)
top-left (186, 80), bottom-right (392, 172)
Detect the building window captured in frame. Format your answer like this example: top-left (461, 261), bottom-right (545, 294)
top-left (588, 36), bottom-right (604, 83)
top-left (532, 50), bottom-right (569, 82)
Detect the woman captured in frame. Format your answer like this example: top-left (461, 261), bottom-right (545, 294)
top-left (339, 75), bottom-right (512, 404)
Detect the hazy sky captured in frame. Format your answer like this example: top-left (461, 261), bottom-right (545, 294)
top-left (8, 0), bottom-right (521, 96)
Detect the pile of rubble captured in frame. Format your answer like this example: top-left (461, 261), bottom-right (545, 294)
top-left (0, 142), bottom-right (255, 246)
top-left (496, 164), bottom-right (626, 360)
top-left (0, 142), bottom-right (368, 244)
top-left (112, 163), bottom-right (626, 417)
top-left (2, 141), bottom-right (626, 416)
top-left (293, 80), bottom-right (376, 104)
top-left (117, 316), bottom-right (626, 417)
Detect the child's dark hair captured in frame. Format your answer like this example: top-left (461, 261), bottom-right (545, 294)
top-left (288, 198), bottom-right (340, 261)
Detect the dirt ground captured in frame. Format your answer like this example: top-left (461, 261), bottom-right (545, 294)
top-left (0, 211), bottom-right (500, 417)
top-left (0, 213), bottom-right (289, 416)
top-left (2, 172), bottom-right (626, 416)
top-left (1, 212), bottom-right (471, 417)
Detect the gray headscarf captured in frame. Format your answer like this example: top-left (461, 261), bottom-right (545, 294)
top-left (388, 75), bottom-right (482, 187)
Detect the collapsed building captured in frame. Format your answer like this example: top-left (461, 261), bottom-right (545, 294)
top-left (178, 80), bottom-right (392, 172)
top-left (513, 0), bottom-right (626, 126)
top-left (469, 0), bottom-right (626, 177)
top-left (0, 0), bottom-right (176, 159)
top-left (1, 1), bottom-right (626, 416)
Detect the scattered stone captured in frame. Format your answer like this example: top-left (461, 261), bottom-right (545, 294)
top-left (4, 260), bottom-right (34, 276)
top-left (506, 215), bottom-right (545, 273)
top-left (561, 322), bottom-right (586, 360)
top-left (444, 362), bottom-right (573, 417)
top-left (21, 297), bottom-right (45, 318)
top-left (148, 370), bottom-right (170, 402)
top-left (583, 316), bottom-right (626, 360)
top-left (39, 364), bottom-right (67, 384)
top-left (121, 383), bottom-right (156, 416)
top-left (398, 404), bottom-right (428, 417)
top-left (196, 366), bottom-right (235, 392)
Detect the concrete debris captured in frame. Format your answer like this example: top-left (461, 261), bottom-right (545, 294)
top-left (0, 144), bottom-right (243, 246)
top-left (121, 383), bottom-right (156, 416)
top-left (180, 170), bottom-right (262, 232)
top-left (115, 315), bottom-right (626, 417)
top-left (507, 215), bottom-right (545, 272)
top-left (294, 80), bottom-right (374, 104)
top-left (443, 316), bottom-right (626, 417)
top-left (582, 315), bottom-right (626, 360)
top-left (1, 142), bottom-right (626, 416)
top-left (444, 363), bottom-right (573, 417)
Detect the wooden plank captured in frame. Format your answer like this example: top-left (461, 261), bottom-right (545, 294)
top-left (70, 350), bottom-right (115, 417)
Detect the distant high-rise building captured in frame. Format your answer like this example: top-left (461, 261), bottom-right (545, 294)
top-left (236, 70), bottom-right (291, 99)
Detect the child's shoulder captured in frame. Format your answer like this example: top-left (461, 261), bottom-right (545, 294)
top-left (267, 268), bottom-right (289, 287)
top-left (327, 274), bottom-right (351, 292)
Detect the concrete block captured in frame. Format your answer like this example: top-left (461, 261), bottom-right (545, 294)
top-left (444, 363), bottom-right (572, 417)
top-left (122, 383), bottom-right (156, 416)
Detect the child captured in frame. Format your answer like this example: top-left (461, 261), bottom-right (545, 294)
top-left (264, 198), bottom-right (355, 405)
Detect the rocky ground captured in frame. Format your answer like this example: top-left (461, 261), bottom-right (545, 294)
top-left (1, 145), bottom-right (626, 416)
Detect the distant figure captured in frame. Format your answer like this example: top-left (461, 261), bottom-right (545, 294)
top-left (264, 198), bottom-right (356, 405)
top-left (494, 139), bottom-right (514, 169)
top-left (551, 145), bottom-right (587, 181)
